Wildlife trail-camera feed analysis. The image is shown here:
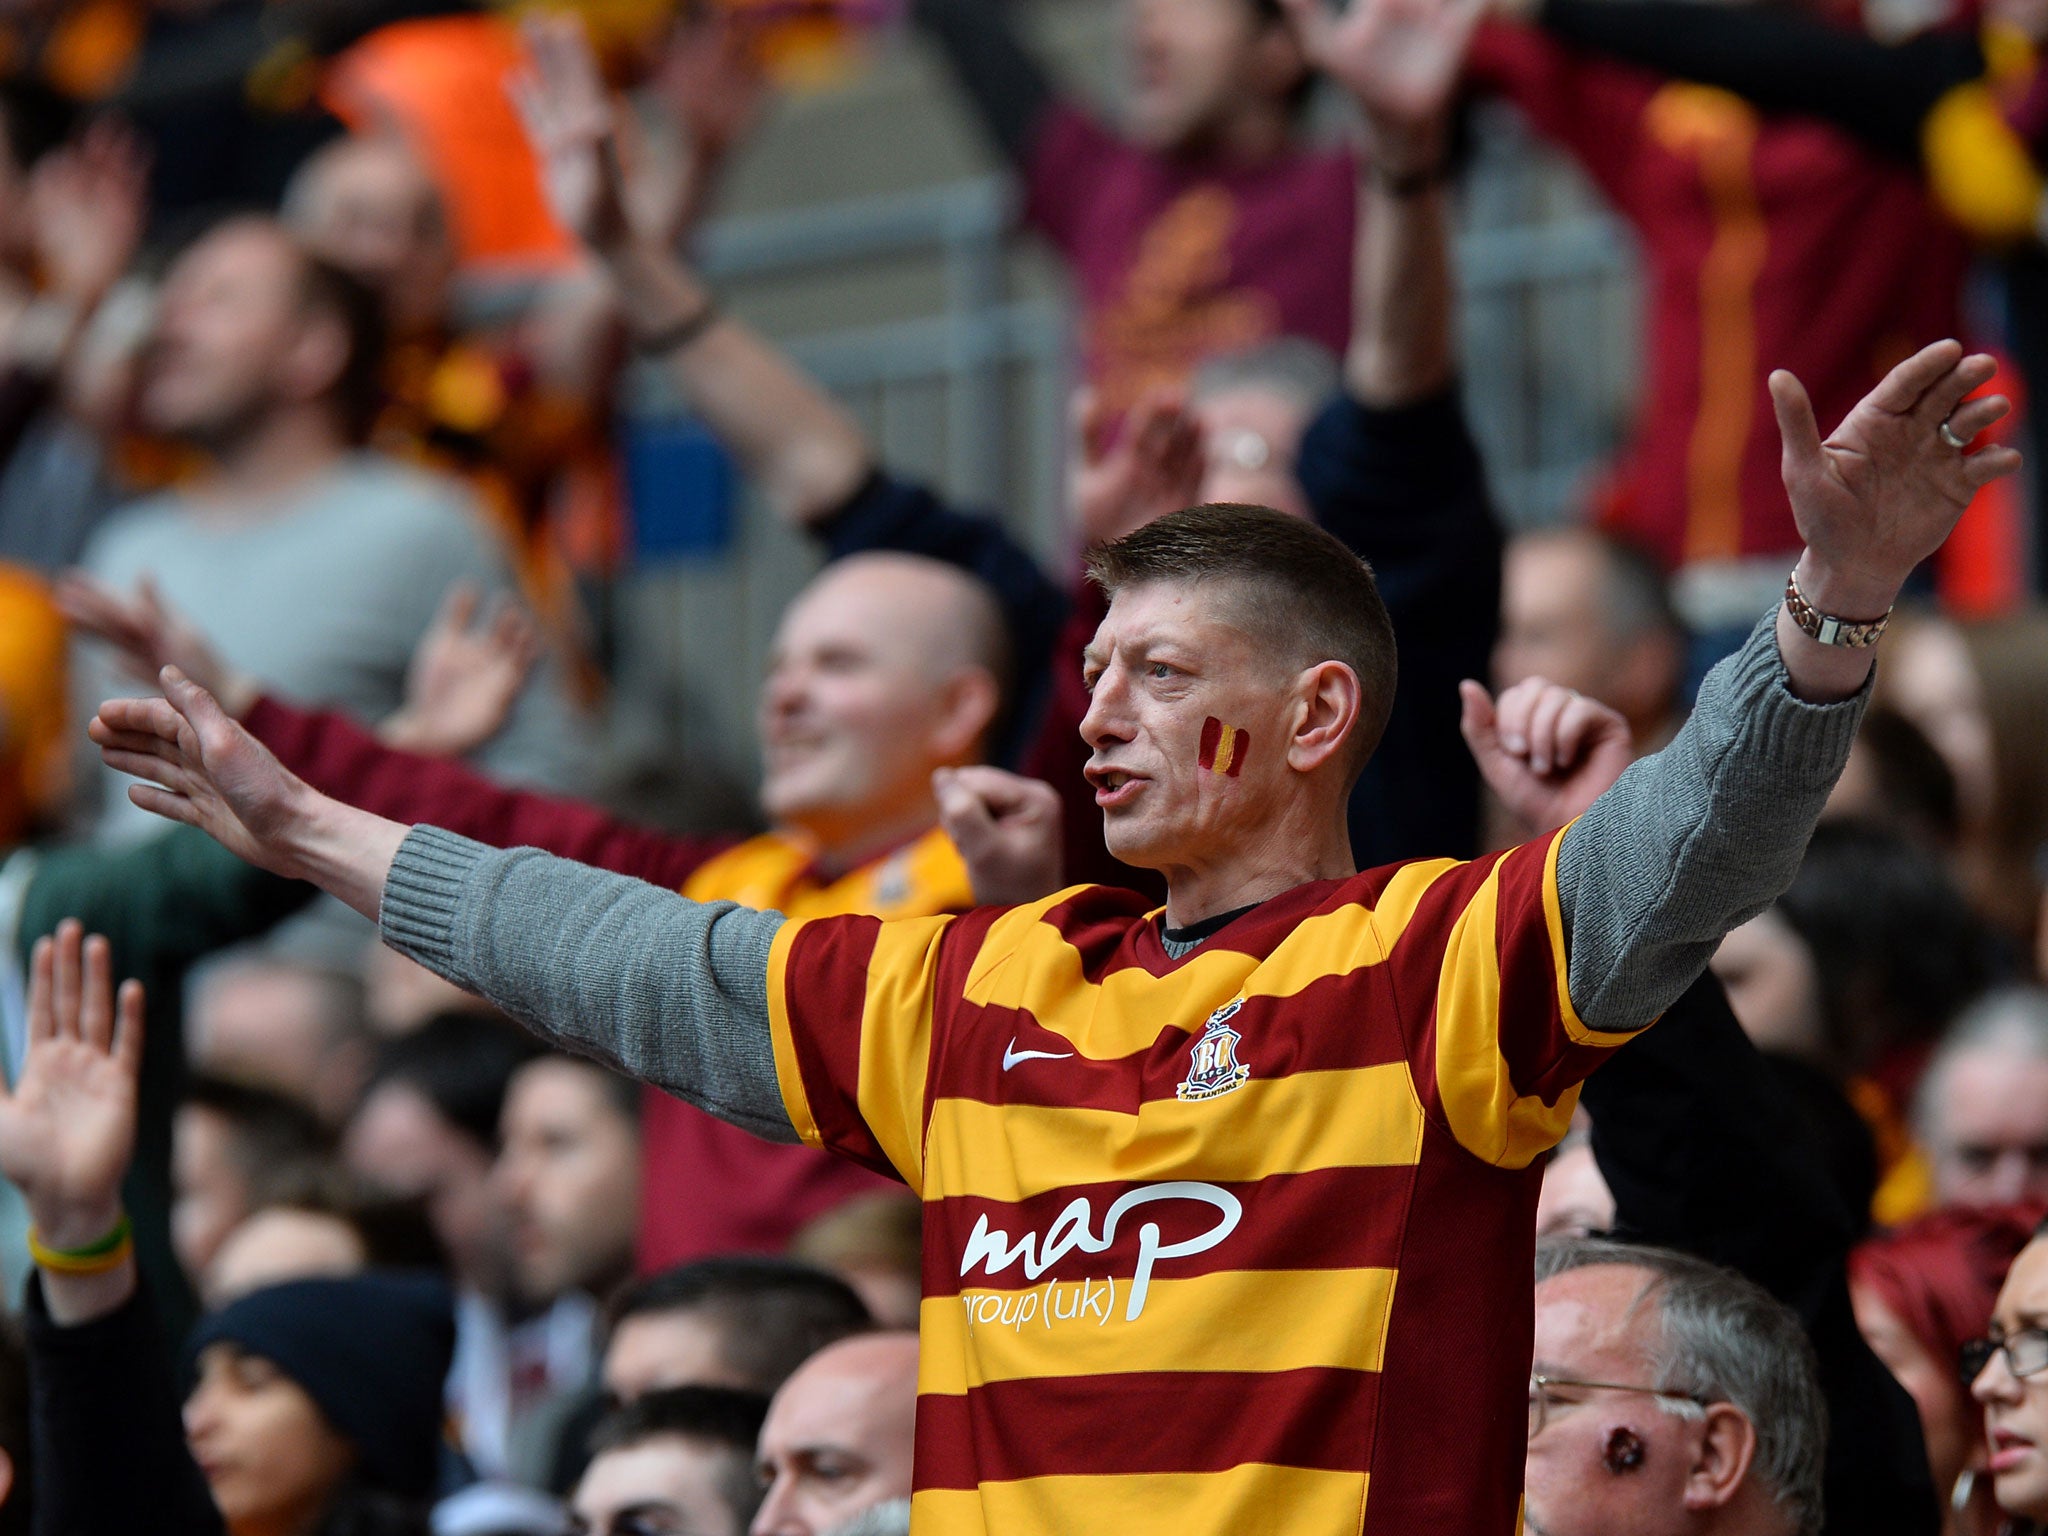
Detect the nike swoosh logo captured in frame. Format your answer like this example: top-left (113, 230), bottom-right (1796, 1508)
top-left (1003, 1040), bottom-right (1075, 1071)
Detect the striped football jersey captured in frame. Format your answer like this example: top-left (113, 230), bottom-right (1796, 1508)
top-left (766, 826), bottom-right (1639, 1534)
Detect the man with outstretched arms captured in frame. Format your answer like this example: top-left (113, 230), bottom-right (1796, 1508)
top-left (86, 5), bottom-right (2020, 1534)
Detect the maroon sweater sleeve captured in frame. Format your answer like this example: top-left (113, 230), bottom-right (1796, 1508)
top-left (244, 695), bottom-right (738, 889)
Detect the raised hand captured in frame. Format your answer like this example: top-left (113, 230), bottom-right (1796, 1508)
top-left (1459, 677), bottom-right (1635, 834)
top-left (935, 767), bottom-right (1065, 908)
top-left (0, 922), bottom-right (144, 1252)
top-left (56, 571), bottom-right (255, 714)
top-left (380, 582), bottom-right (542, 757)
top-left (1071, 386), bottom-right (1206, 548)
top-left (1773, 341), bottom-right (2021, 618)
top-left (28, 121), bottom-right (148, 308)
top-left (1281, 0), bottom-right (1484, 143)
top-left (510, 13), bottom-right (633, 253)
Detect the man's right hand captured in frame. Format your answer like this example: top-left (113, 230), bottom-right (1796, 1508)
top-left (91, 671), bottom-right (408, 919)
top-left (511, 13), bottom-right (635, 254)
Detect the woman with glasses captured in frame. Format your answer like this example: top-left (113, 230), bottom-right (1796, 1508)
top-left (1969, 1221), bottom-right (2048, 1532)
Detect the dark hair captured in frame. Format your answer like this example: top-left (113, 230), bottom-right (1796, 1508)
top-left (588, 1386), bottom-right (771, 1529)
top-left (293, 252), bottom-right (387, 445)
top-left (1848, 705), bottom-right (1963, 850)
top-left (1084, 503), bottom-right (1399, 776)
top-left (364, 1012), bottom-right (545, 1151)
top-left (1775, 819), bottom-right (2006, 1075)
top-left (181, 1072), bottom-right (334, 1193)
top-left (0, 79), bottom-right (72, 176)
top-left (248, 1159), bottom-right (452, 1277)
top-left (0, 1314), bottom-right (29, 1536)
top-left (609, 1256), bottom-right (872, 1394)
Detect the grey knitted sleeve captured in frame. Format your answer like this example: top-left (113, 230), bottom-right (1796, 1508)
top-left (1557, 613), bottom-right (1869, 1033)
top-left (378, 826), bottom-right (798, 1143)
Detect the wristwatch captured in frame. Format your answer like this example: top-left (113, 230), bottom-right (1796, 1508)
top-left (1783, 569), bottom-right (1891, 649)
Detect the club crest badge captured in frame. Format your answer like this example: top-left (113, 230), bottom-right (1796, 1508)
top-left (1178, 999), bottom-right (1251, 1101)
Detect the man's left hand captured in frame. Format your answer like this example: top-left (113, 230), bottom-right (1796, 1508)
top-left (1460, 678), bottom-right (1634, 834)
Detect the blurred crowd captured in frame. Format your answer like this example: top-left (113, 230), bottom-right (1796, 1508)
top-left (0, 0), bottom-right (2044, 1532)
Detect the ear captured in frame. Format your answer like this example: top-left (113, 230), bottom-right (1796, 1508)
top-left (928, 667), bottom-right (1003, 765)
top-left (279, 311), bottom-right (352, 406)
top-left (1285, 660), bottom-right (1363, 775)
top-left (1680, 1403), bottom-right (1758, 1513)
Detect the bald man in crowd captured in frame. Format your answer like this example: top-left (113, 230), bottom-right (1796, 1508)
top-left (752, 1334), bottom-right (917, 1536)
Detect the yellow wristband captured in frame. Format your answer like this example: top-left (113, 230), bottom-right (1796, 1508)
top-left (29, 1215), bottom-right (133, 1276)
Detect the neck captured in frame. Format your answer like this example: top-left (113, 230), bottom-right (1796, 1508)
top-left (1181, 99), bottom-right (1293, 166)
top-left (1159, 810), bottom-right (1355, 930)
top-left (794, 796), bottom-right (940, 882)
top-left (193, 406), bottom-right (347, 507)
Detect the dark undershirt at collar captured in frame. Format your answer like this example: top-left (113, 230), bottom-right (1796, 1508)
top-left (1161, 901), bottom-right (1265, 951)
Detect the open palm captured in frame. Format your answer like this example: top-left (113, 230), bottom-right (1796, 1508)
top-left (511, 13), bottom-right (631, 251)
top-left (1282, 0), bottom-right (1484, 128)
top-left (0, 922), bottom-right (143, 1245)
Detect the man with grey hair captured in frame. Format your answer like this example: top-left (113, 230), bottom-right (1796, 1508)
top-left (1529, 1237), bottom-right (1827, 1536)
top-left (1913, 987), bottom-right (2048, 1209)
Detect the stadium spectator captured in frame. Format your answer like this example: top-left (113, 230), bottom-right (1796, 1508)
top-left (186, 953), bottom-right (372, 1126)
top-left (751, 1333), bottom-right (916, 1536)
top-left (1527, 1238), bottom-right (1827, 1536)
top-left (573, 1386), bottom-right (772, 1536)
top-left (1851, 1204), bottom-right (2044, 1535)
top-left (490, 1055), bottom-right (642, 1486)
top-left (170, 1074), bottom-right (332, 1290)
top-left (1967, 1216), bottom-right (2048, 1532)
top-left (1467, 1), bottom-right (1968, 650)
top-left (2, 921), bottom-right (456, 1536)
top-left (603, 1256), bottom-right (872, 1403)
top-left (74, 213), bottom-right (585, 842)
top-left (1495, 526), bottom-right (1688, 753)
top-left (788, 1193), bottom-right (924, 1331)
top-left (911, 0), bottom-right (1354, 408)
top-left (1915, 991), bottom-right (2048, 1210)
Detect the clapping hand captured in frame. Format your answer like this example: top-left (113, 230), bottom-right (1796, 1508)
top-left (1459, 677), bottom-right (1635, 834)
top-left (379, 581), bottom-right (542, 757)
top-left (512, 13), bottom-right (635, 254)
top-left (0, 922), bottom-right (143, 1256)
top-left (1282, 0), bottom-right (1483, 162)
top-left (1071, 386), bottom-right (1206, 548)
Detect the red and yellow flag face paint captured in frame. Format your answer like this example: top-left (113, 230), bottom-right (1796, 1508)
top-left (1199, 717), bottom-right (1249, 778)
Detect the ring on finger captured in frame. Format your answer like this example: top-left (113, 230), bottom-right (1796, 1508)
top-left (1939, 418), bottom-right (1970, 452)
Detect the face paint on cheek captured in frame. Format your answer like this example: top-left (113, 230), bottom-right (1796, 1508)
top-left (1603, 1427), bottom-right (1646, 1474)
top-left (1198, 717), bottom-right (1250, 778)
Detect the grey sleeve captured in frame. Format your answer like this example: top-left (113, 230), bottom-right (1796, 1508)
top-left (1557, 613), bottom-right (1868, 1032)
top-left (377, 826), bottom-right (799, 1142)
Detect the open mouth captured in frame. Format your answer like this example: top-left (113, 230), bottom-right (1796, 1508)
top-left (1085, 765), bottom-right (1144, 807)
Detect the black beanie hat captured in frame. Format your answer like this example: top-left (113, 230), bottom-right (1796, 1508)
top-left (187, 1271), bottom-right (456, 1500)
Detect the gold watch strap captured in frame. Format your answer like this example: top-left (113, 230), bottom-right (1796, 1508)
top-left (1783, 570), bottom-right (1892, 649)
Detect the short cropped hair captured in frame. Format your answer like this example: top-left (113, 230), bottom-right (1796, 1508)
top-left (587, 1385), bottom-right (771, 1528)
top-left (609, 1256), bottom-right (872, 1394)
top-left (1084, 503), bottom-right (1399, 775)
top-left (365, 1012), bottom-right (545, 1152)
top-left (1536, 1237), bottom-right (1827, 1536)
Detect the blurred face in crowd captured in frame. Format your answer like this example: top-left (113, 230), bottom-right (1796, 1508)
top-left (1884, 617), bottom-right (1996, 830)
top-left (753, 1334), bottom-right (918, 1536)
top-left (1081, 577), bottom-right (1348, 875)
top-left (1709, 910), bottom-right (1825, 1065)
top-left (1536, 1123), bottom-right (1617, 1240)
top-left (574, 1435), bottom-right (752, 1536)
top-left (184, 1343), bottom-right (356, 1536)
top-left (494, 1059), bottom-right (640, 1306)
top-left (1851, 1280), bottom-right (1977, 1506)
top-left (1923, 1046), bottom-right (2048, 1208)
top-left (606, 1308), bottom-right (750, 1403)
top-left (172, 1102), bottom-right (256, 1284)
top-left (190, 961), bottom-right (368, 1127)
top-left (1972, 1238), bottom-right (2048, 1521)
top-left (756, 556), bottom-right (1000, 858)
top-left (139, 219), bottom-right (348, 448)
top-left (1193, 384), bottom-right (1314, 519)
top-left (1527, 1264), bottom-right (1758, 1536)
top-left (1124, 0), bottom-right (1303, 151)
top-left (346, 1079), bottom-right (509, 1294)
top-left (288, 136), bottom-right (455, 337)
top-left (204, 1207), bottom-right (365, 1311)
